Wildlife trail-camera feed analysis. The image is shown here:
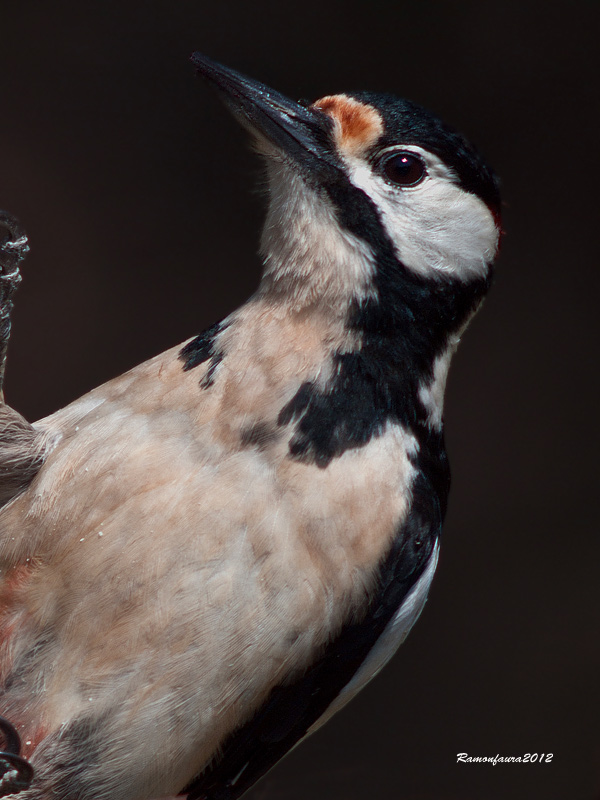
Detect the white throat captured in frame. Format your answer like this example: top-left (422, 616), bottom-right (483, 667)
top-left (258, 162), bottom-right (377, 311)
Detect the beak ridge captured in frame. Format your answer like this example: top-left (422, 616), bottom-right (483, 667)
top-left (191, 52), bottom-right (336, 169)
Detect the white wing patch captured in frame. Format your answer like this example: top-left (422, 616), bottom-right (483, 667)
top-left (307, 539), bottom-right (440, 735)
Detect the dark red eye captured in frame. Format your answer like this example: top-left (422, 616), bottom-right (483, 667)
top-left (380, 151), bottom-right (427, 187)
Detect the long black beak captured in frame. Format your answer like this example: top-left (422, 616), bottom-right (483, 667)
top-left (190, 53), bottom-right (337, 170)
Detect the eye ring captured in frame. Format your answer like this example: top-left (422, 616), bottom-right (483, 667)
top-left (378, 150), bottom-right (428, 188)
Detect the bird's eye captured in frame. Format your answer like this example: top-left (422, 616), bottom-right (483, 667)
top-left (379, 151), bottom-right (427, 187)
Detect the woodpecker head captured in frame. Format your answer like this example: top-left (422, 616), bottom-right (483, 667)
top-left (191, 53), bottom-right (501, 374)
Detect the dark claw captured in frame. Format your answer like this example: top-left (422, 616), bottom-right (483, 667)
top-left (0, 212), bottom-right (28, 278)
top-left (0, 716), bottom-right (34, 796)
top-left (0, 753), bottom-right (34, 796)
top-left (0, 718), bottom-right (20, 756)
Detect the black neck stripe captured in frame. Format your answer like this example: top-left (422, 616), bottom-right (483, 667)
top-left (276, 168), bottom-right (490, 468)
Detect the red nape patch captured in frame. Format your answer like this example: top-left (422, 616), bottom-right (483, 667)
top-left (312, 94), bottom-right (383, 154)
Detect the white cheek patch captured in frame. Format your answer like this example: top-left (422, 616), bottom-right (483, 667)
top-left (344, 150), bottom-right (499, 282)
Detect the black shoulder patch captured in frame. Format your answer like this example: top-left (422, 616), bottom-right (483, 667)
top-left (277, 349), bottom-right (408, 468)
top-left (276, 279), bottom-right (483, 468)
top-left (182, 464), bottom-right (446, 800)
top-left (179, 320), bottom-right (229, 388)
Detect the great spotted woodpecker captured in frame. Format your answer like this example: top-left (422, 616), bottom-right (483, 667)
top-left (0, 53), bottom-right (501, 800)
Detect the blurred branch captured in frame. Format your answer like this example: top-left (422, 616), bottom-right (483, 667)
top-left (0, 212), bottom-right (29, 401)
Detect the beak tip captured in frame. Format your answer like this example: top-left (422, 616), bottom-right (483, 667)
top-left (190, 51), bottom-right (221, 81)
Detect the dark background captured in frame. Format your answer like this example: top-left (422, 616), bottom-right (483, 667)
top-left (1, 2), bottom-right (598, 798)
